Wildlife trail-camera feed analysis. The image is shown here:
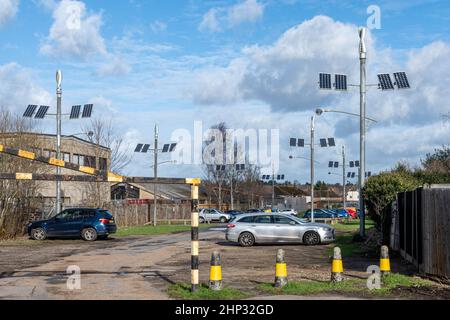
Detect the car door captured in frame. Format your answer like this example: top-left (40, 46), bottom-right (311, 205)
top-left (46, 210), bottom-right (71, 237)
top-left (272, 215), bottom-right (302, 242)
top-left (64, 209), bottom-right (87, 236)
top-left (251, 215), bottom-right (274, 242)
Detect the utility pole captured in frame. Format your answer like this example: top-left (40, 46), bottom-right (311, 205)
top-left (310, 115), bottom-right (315, 223)
top-left (56, 70), bottom-right (62, 215)
top-left (271, 161), bottom-right (275, 208)
top-left (342, 145), bottom-right (347, 210)
top-left (359, 27), bottom-right (367, 238)
top-left (153, 124), bottom-right (159, 227)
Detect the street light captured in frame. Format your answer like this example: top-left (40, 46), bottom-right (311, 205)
top-left (315, 108), bottom-right (378, 123)
top-left (290, 115), bottom-right (336, 222)
top-left (23, 70), bottom-right (93, 215)
top-left (134, 124), bottom-right (177, 226)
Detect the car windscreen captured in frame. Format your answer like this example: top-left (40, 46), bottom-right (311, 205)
top-left (99, 210), bottom-right (113, 219)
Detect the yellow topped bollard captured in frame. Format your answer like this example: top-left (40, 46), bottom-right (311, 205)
top-left (380, 245), bottom-right (391, 275)
top-left (209, 251), bottom-right (222, 291)
top-left (275, 249), bottom-right (288, 288)
top-left (331, 247), bottom-right (344, 282)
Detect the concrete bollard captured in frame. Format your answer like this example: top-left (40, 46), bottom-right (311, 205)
top-left (331, 247), bottom-right (344, 282)
top-left (380, 245), bottom-right (391, 276)
top-left (209, 251), bottom-right (223, 291)
top-left (275, 249), bottom-right (288, 288)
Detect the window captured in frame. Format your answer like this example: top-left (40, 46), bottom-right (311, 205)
top-left (99, 157), bottom-right (107, 170)
top-left (254, 215), bottom-right (272, 224)
top-left (44, 149), bottom-right (56, 158)
top-left (274, 216), bottom-right (295, 225)
top-left (62, 152), bottom-right (70, 162)
top-left (73, 154), bottom-right (82, 165)
top-left (238, 216), bottom-right (254, 223)
top-left (84, 155), bottom-right (96, 168)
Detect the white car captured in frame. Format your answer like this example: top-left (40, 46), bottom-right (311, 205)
top-left (279, 209), bottom-right (298, 216)
top-left (199, 209), bottom-right (231, 223)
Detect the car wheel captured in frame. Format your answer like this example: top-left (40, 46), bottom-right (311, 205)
top-left (31, 227), bottom-right (47, 241)
top-left (303, 231), bottom-right (321, 246)
top-left (238, 232), bottom-right (255, 247)
top-left (220, 217), bottom-right (227, 223)
top-left (199, 217), bottom-right (205, 224)
top-left (81, 228), bottom-right (98, 241)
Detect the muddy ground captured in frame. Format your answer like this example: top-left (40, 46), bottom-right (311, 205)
top-left (0, 228), bottom-right (449, 300)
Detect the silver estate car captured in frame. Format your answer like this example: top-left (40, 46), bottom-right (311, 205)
top-left (225, 213), bottom-right (335, 247)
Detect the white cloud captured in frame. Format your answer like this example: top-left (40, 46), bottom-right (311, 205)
top-left (227, 0), bottom-right (264, 27)
top-left (0, 63), bottom-right (52, 111)
top-left (0, 0), bottom-right (19, 26)
top-left (199, 0), bottom-right (264, 33)
top-left (33, 0), bottom-right (57, 11)
top-left (40, 0), bottom-right (106, 59)
top-left (96, 55), bottom-right (131, 77)
top-left (150, 20), bottom-right (167, 33)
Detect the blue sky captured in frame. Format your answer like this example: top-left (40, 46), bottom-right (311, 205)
top-left (0, 0), bottom-right (449, 183)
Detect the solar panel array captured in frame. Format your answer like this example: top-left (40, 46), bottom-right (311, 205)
top-left (319, 73), bottom-right (332, 89)
top-left (216, 165), bottom-right (226, 171)
top-left (320, 139), bottom-right (327, 147)
top-left (82, 104), bottom-right (93, 118)
top-left (327, 138), bottom-right (336, 147)
top-left (378, 74), bottom-right (394, 90)
top-left (70, 105), bottom-right (82, 119)
top-left (329, 161), bottom-right (340, 168)
top-left (23, 105), bottom-right (38, 118)
top-left (349, 161), bottom-right (360, 168)
top-left (335, 74), bottom-right (347, 91)
top-left (347, 172), bottom-right (357, 178)
top-left (290, 138), bottom-right (305, 147)
top-left (394, 72), bottom-right (410, 89)
top-left (236, 164), bottom-right (245, 171)
top-left (35, 106), bottom-right (50, 119)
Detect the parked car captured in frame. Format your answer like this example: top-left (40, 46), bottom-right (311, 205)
top-left (199, 209), bottom-right (231, 223)
top-left (345, 207), bottom-right (358, 219)
top-left (279, 209), bottom-right (298, 216)
top-left (225, 213), bottom-right (335, 247)
top-left (28, 208), bottom-right (117, 241)
top-left (303, 209), bottom-right (336, 219)
top-left (329, 208), bottom-right (350, 218)
top-left (225, 210), bottom-right (245, 218)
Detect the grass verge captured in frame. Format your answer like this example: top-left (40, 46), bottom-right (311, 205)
top-left (259, 273), bottom-right (435, 297)
top-left (115, 224), bottom-right (218, 237)
top-left (168, 283), bottom-right (249, 300)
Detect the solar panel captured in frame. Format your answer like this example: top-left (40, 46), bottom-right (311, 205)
top-left (281, 175), bottom-right (285, 180)
top-left (23, 105), bottom-right (38, 118)
top-left (320, 139), bottom-right (327, 147)
top-left (347, 172), bottom-right (352, 178)
top-left (378, 74), bottom-right (394, 90)
top-left (319, 73), bottom-right (332, 89)
top-left (329, 161), bottom-right (334, 168)
top-left (394, 72), bottom-right (410, 89)
top-left (162, 144), bottom-right (170, 153)
top-left (236, 164), bottom-right (245, 171)
top-left (70, 105), bottom-right (81, 119)
top-left (352, 172), bottom-right (356, 178)
top-left (335, 74), bottom-right (347, 91)
top-left (82, 104), bottom-right (93, 118)
top-left (334, 162), bottom-right (339, 168)
top-left (169, 143), bottom-right (177, 152)
top-left (355, 161), bottom-right (360, 168)
top-left (328, 138), bottom-right (336, 147)
top-left (350, 161), bottom-right (354, 168)
top-left (366, 171), bottom-right (372, 177)
top-left (277, 175), bottom-right (281, 180)
top-left (142, 144), bottom-right (150, 153)
top-left (290, 138), bottom-right (297, 147)
top-left (298, 139), bottom-right (305, 147)
top-left (134, 144), bottom-right (143, 153)
top-left (35, 105), bottom-right (50, 119)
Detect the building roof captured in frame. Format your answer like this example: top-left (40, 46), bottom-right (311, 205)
top-left (0, 132), bottom-right (110, 152)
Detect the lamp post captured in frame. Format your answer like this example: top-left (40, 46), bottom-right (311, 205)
top-left (310, 115), bottom-right (316, 222)
top-left (56, 71), bottom-right (62, 215)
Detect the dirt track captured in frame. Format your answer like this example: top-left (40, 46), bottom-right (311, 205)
top-left (0, 228), bottom-right (448, 300)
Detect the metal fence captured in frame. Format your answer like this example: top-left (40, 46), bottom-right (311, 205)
top-left (391, 185), bottom-right (450, 278)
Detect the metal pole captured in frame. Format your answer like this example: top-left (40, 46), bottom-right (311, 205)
top-left (272, 161), bottom-right (275, 208)
top-left (342, 145), bottom-right (346, 210)
top-left (153, 124), bottom-right (158, 227)
top-left (56, 70), bottom-right (62, 215)
top-left (190, 182), bottom-right (200, 292)
top-left (230, 171), bottom-right (234, 210)
top-left (311, 115), bottom-right (315, 223)
top-left (359, 28), bottom-right (367, 237)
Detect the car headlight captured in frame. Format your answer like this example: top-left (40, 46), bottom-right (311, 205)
top-left (320, 227), bottom-right (332, 232)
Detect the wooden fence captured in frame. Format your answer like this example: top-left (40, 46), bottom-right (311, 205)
top-left (103, 201), bottom-right (192, 227)
top-left (391, 185), bottom-right (450, 278)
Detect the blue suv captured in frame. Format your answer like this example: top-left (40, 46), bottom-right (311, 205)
top-left (28, 208), bottom-right (117, 241)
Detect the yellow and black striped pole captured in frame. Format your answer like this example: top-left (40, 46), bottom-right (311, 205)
top-left (209, 251), bottom-right (222, 291)
top-left (275, 249), bottom-right (288, 288)
top-left (331, 247), bottom-right (344, 282)
top-left (188, 179), bottom-right (201, 292)
top-left (380, 245), bottom-right (391, 276)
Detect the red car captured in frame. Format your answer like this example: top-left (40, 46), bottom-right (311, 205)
top-left (345, 208), bottom-right (358, 218)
